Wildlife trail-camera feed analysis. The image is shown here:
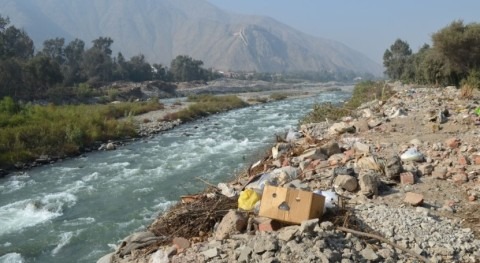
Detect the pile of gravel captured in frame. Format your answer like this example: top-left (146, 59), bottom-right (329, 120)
top-left (355, 204), bottom-right (480, 262)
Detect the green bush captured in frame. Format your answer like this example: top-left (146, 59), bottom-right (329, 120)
top-left (301, 81), bottom-right (395, 124)
top-left (163, 95), bottom-right (247, 122)
top-left (0, 100), bottom-right (164, 169)
top-left (269, 93), bottom-right (288, 101)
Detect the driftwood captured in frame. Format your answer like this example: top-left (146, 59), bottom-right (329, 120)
top-left (336, 226), bottom-right (431, 263)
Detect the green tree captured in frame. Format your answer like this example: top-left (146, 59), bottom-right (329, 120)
top-left (0, 59), bottom-right (24, 99)
top-left (152, 63), bottom-right (168, 81)
top-left (0, 17), bottom-right (34, 60)
top-left (82, 37), bottom-right (114, 83)
top-left (170, 55), bottom-right (206, 82)
top-left (383, 39), bottom-right (413, 80)
top-left (432, 20), bottom-right (480, 84)
top-left (126, 54), bottom-right (152, 82)
top-left (23, 55), bottom-right (63, 98)
top-left (40, 37), bottom-right (65, 65)
top-left (112, 52), bottom-right (128, 80)
top-left (63, 38), bottom-right (86, 85)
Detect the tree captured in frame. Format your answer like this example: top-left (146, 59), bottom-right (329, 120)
top-left (432, 20), bottom-right (480, 84)
top-left (82, 37), bottom-right (114, 83)
top-left (383, 39), bottom-right (413, 80)
top-left (0, 21), bottom-right (34, 60)
top-left (126, 54), bottom-right (152, 82)
top-left (23, 55), bottom-right (63, 98)
top-left (40, 37), bottom-right (65, 65)
top-left (112, 52), bottom-right (128, 80)
top-left (63, 38), bottom-right (86, 85)
top-left (152, 63), bottom-right (168, 81)
top-left (170, 55), bottom-right (206, 82)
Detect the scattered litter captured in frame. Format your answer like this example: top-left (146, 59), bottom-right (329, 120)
top-left (400, 147), bottom-right (424, 162)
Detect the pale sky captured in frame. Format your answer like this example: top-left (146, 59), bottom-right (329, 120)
top-left (207, 0), bottom-right (480, 64)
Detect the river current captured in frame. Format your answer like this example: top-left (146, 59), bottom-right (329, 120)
top-left (0, 88), bottom-right (351, 263)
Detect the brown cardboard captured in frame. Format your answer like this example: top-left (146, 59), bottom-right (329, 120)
top-left (259, 185), bottom-right (325, 224)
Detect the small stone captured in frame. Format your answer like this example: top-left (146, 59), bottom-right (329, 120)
top-left (202, 248), bottom-right (218, 259)
top-left (334, 175), bottom-right (358, 192)
top-left (384, 155), bottom-right (403, 179)
top-left (354, 142), bottom-right (371, 153)
top-left (354, 119), bottom-right (370, 133)
top-left (172, 237), bottom-right (190, 252)
top-left (468, 195), bottom-right (477, 202)
top-left (106, 142), bottom-right (116, 150)
top-left (278, 226), bottom-right (298, 241)
top-left (432, 167), bottom-right (448, 180)
top-left (458, 154), bottom-right (470, 165)
top-left (418, 164), bottom-right (433, 176)
top-left (320, 221), bottom-right (334, 231)
top-left (237, 246), bottom-right (252, 263)
top-left (321, 141), bottom-right (341, 157)
top-left (214, 209), bottom-right (247, 240)
top-left (452, 173), bottom-right (468, 184)
top-left (300, 218), bottom-right (319, 234)
top-left (445, 137), bottom-right (460, 149)
top-left (404, 192), bottom-right (424, 206)
top-left (360, 247), bottom-right (379, 261)
top-left (473, 154), bottom-right (480, 165)
top-left (358, 171), bottom-right (379, 197)
top-left (299, 148), bottom-right (327, 161)
top-left (400, 171), bottom-right (415, 185)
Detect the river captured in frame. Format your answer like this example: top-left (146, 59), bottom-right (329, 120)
top-left (0, 88), bottom-right (351, 263)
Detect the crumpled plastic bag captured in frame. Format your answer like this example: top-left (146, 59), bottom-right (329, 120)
top-left (400, 147), bottom-right (424, 162)
top-left (238, 189), bottom-right (260, 211)
top-left (245, 166), bottom-right (300, 193)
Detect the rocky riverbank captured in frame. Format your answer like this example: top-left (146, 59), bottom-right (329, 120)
top-left (99, 84), bottom-right (480, 263)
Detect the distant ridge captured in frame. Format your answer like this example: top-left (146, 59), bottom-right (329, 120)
top-left (0, 0), bottom-right (383, 75)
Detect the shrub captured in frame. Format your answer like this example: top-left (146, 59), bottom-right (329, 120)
top-left (301, 81), bottom-right (395, 124)
top-left (0, 100), bottom-right (163, 169)
top-left (163, 95), bottom-right (247, 122)
top-left (269, 93), bottom-right (288, 101)
top-left (460, 69), bottom-right (480, 99)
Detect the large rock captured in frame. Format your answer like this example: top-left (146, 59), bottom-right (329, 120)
top-left (328, 122), bottom-right (356, 135)
top-left (320, 141), bottom-right (341, 157)
top-left (358, 171), bottom-right (379, 197)
top-left (383, 155), bottom-right (402, 180)
top-left (214, 209), bottom-right (247, 240)
top-left (334, 175), bottom-right (358, 192)
top-left (298, 148), bottom-right (327, 161)
top-left (116, 231), bottom-right (161, 257)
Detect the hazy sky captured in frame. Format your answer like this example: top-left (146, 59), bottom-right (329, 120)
top-left (207, 0), bottom-right (480, 64)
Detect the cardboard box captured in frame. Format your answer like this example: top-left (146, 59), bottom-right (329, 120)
top-left (259, 185), bottom-right (325, 224)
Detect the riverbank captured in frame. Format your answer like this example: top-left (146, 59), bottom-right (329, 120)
top-left (102, 84), bottom-right (480, 263)
top-left (0, 81), bottom-right (341, 177)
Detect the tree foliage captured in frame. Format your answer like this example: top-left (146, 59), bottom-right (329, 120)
top-left (384, 20), bottom-right (480, 87)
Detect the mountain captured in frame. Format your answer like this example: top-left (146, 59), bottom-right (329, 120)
top-left (0, 0), bottom-right (383, 75)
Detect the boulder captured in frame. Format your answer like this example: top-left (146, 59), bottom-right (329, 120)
top-left (299, 148), bottom-right (327, 161)
top-left (404, 192), bottom-right (424, 206)
top-left (116, 231), bottom-right (161, 257)
top-left (334, 175), bottom-right (358, 192)
top-left (214, 209), bottom-right (247, 240)
top-left (106, 142), bottom-right (116, 151)
top-left (383, 155), bottom-right (402, 179)
top-left (320, 141), bottom-right (341, 157)
top-left (358, 171), bottom-right (379, 197)
top-left (328, 122), bottom-right (356, 135)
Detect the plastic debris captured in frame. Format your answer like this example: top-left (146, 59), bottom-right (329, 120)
top-left (400, 147), bottom-right (424, 162)
top-left (238, 189), bottom-right (260, 211)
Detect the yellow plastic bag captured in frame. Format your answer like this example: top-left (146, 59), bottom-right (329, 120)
top-left (238, 189), bottom-right (260, 211)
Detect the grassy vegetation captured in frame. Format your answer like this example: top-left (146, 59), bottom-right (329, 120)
top-left (162, 94), bottom-right (248, 122)
top-left (301, 81), bottom-right (395, 124)
top-left (0, 97), bottom-right (164, 169)
top-left (269, 93), bottom-right (288, 101)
